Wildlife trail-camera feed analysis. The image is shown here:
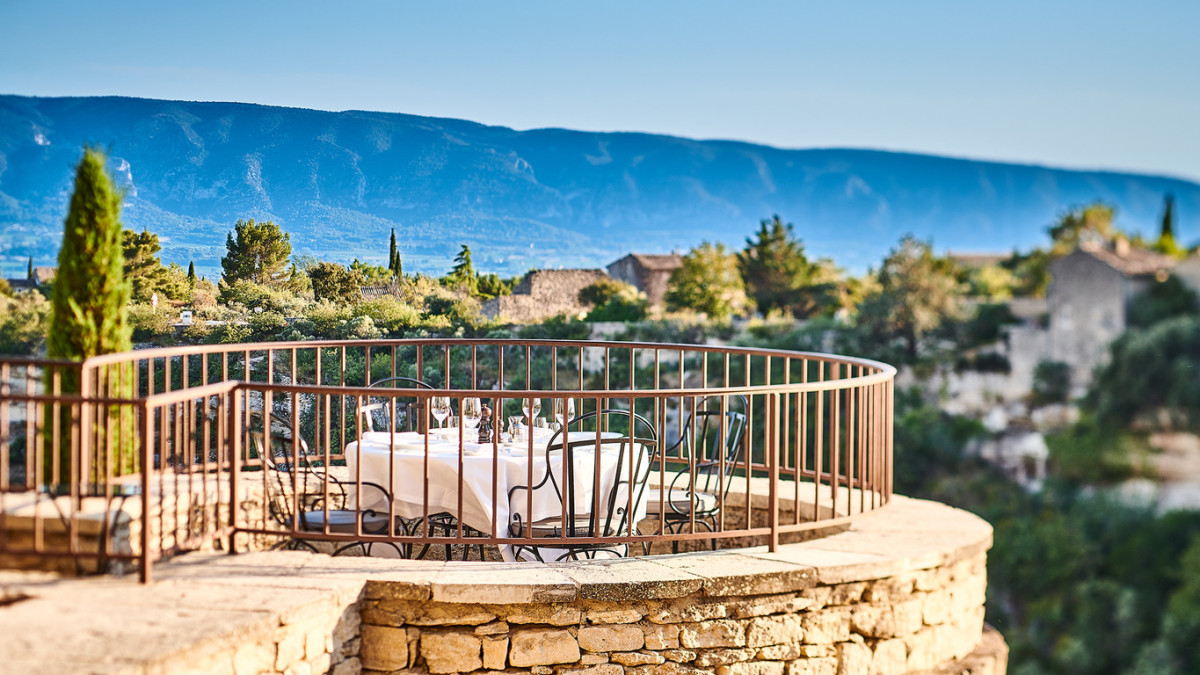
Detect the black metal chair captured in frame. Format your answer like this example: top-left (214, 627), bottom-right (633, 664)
top-left (508, 409), bottom-right (658, 562)
top-left (645, 395), bottom-right (747, 552)
top-left (252, 418), bottom-right (406, 558)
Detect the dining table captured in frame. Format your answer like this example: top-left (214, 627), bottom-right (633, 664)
top-left (343, 426), bottom-right (648, 561)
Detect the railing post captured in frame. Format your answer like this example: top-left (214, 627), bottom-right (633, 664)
top-left (768, 392), bottom-right (779, 553)
top-left (228, 387), bottom-right (241, 555)
top-left (139, 398), bottom-right (152, 584)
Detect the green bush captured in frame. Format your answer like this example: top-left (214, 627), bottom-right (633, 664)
top-left (1033, 360), bottom-right (1072, 405)
top-left (127, 303), bottom-right (175, 343)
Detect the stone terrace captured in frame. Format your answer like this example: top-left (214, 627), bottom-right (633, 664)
top-left (0, 496), bottom-right (1005, 675)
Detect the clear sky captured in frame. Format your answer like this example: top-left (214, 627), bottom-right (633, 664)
top-left (2, 0), bottom-right (1198, 181)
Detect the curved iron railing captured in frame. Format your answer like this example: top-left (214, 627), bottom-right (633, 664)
top-left (0, 339), bottom-right (894, 580)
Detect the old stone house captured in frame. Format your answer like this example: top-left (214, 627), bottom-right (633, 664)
top-left (1048, 241), bottom-right (1176, 390)
top-left (480, 269), bottom-right (607, 323)
top-left (606, 253), bottom-right (682, 308)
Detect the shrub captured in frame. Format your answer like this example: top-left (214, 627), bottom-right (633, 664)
top-left (1033, 360), bottom-right (1073, 405)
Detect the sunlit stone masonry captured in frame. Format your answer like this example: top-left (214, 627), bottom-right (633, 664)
top-left (0, 496), bottom-right (1004, 674)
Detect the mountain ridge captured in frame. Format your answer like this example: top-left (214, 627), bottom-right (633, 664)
top-left (1, 94), bottom-right (1197, 278)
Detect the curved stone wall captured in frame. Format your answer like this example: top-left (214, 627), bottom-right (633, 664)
top-left (353, 495), bottom-right (995, 675)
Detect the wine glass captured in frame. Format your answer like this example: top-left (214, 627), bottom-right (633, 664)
top-left (552, 397), bottom-right (574, 428)
top-left (431, 396), bottom-right (452, 430)
top-left (461, 397), bottom-right (482, 430)
top-left (522, 397), bottom-right (542, 425)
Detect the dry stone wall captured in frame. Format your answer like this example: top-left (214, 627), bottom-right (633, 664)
top-left (356, 552), bottom-right (987, 675)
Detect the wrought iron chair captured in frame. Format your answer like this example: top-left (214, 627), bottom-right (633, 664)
top-left (252, 419), bottom-right (406, 558)
top-left (508, 409), bottom-right (658, 562)
top-left (645, 395), bottom-right (747, 552)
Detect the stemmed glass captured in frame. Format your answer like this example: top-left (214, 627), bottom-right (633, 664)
top-left (461, 397), bottom-right (482, 430)
top-left (522, 397), bottom-right (542, 426)
top-left (430, 396), bottom-right (452, 430)
top-left (552, 397), bottom-right (574, 430)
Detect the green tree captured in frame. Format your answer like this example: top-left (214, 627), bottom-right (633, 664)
top-left (47, 148), bottom-right (134, 479)
top-left (448, 244), bottom-right (476, 292)
top-left (123, 228), bottom-right (186, 302)
top-left (220, 219), bottom-right (295, 288)
top-left (579, 278), bottom-right (649, 322)
top-left (389, 228), bottom-right (403, 278)
top-left (349, 259), bottom-right (391, 286)
top-left (1154, 193), bottom-right (1185, 258)
top-left (857, 236), bottom-right (961, 359)
top-left (26, 256), bottom-right (33, 280)
top-left (1048, 203), bottom-right (1118, 255)
top-left (476, 273), bottom-right (513, 300)
top-left (737, 215), bottom-right (832, 317)
top-left (665, 241), bottom-right (749, 321)
top-left (187, 261), bottom-right (196, 288)
top-left (308, 262), bottom-right (364, 305)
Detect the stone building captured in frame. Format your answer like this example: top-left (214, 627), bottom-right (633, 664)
top-left (1047, 241), bottom-right (1176, 390)
top-left (606, 253), bottom-right (682, 308)
top-left (480, 268), bottom-right (608, 323)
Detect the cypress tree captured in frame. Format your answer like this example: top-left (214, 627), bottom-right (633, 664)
top-left (46, 148), bottom-right (134, 483)
top-left (187, 261), bottom-right (196, 286)
top-left (389, 228), bottom-right (399, 278)
top-left (27, 256), bottom-right (33, 280)
top-left (1155, 193), bottom-right (1184, 258)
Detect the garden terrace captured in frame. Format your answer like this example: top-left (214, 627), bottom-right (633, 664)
top-left (0, 339), bottom-right (895, 580)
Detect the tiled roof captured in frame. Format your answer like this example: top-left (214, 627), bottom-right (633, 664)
top-left (1080, 244), bottom-right (1177, 277)
top-left (628, 253), bottom-right (682, 270)
top-left (32, 267), bottom-right (56, 284)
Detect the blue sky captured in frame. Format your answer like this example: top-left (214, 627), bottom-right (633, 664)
top-left (2, 0), bottom-right (1198, 181)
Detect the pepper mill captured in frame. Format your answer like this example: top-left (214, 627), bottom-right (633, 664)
top-left (477, 405), bottom-right (494, 443)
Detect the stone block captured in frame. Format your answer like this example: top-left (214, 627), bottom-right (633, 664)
top-left (870, 639), bottom-right (907, 675)
top-left (359, 624), bottom-right (410, 672)
top-left (421, 630), bottom-right (483, 674)
top-left (582, 653), bottom-right (612, 664)
top-left (903, 627), bottom-right (938, 672)
top-left (785, 657), bottom-right (837, 675)
top-left (588, 606), bottom-right (646, 624)
top-left (330, 656), bottom-right (361, 675)
top-left (362, 599), bottom-right (497, 626)
top-left (645, 553), bottom-right (815, 598)
top-left (482, 636), bottom-right (509, 671)
top-left (849, 599), bottom-right (922, 639)
top-left (715, 661), bottom-right (785, 675)
top-left (504, 603), bottom-right (584, 626)
top-left (551, 558), bottom-right (704, 602)
top-left (757, 644), bottom-right (802, 660)
top-left (232, 641), bottom-right (275, 675)
top-left (679, 620), bottom-right (746, 648)
top-left (509, 627), bottom-right (581, 667)
top-left (746, 614), bottom-right (804, 648)
top-left (661, 649), bottom-right (697, 663)
top-left (283, 660), bottom-right (312, 675)
top-left (922, 588), bottom-right (952, 626)
top-left (795, 645), bottom-right (836, 658)
top-left (645, 598), bottom-right (728, 624)
top-left (612, 651), bottom-right (666, 666)
top-left (559, 665), bottom-right (624, 675)
top-left (835, 635), bottom-right (870, 675)
top-left (726, 593), bottom-right (806, 619)
top-left (862, 577), bottom-right (914, 604)
top-left (798, 586), bottom-right (832, 610)
top-left (277, 629), bottom-right (307, 671)
top-left (632, 663), bottom-right (709, 675)
top-left (475, 620), bottom-right (510, 636)
top-left (693, 647), bottom-right (757, 666)
top-left (579, 624), bottom-right (646, 652)
top-left (800, 609), bottom-right (849, 645)
top-left (825, 582), bottom-right (867, 606)
top-left (432, 564), bottom-right (578, 605)
top-left (642, 623), bottom-right (682, 650)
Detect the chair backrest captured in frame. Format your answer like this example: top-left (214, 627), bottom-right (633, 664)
top-left (510, 408), bottom-right (658, 541)
top-left (359, 376), bottom-right (434, 433)
top-left (671, 395), bottom-right (747, 503)
top-left (250, 414), bottom-right (347, 530)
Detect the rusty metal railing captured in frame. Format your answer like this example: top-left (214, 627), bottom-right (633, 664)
top-left (1, 339), bottom-right (894, 579)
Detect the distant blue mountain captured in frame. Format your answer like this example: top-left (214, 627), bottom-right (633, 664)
top-left (1, 94), bottom-right (1197, 278)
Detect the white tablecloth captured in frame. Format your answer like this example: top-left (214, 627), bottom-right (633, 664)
top-left (344, 429), bottom-right (648, 560)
